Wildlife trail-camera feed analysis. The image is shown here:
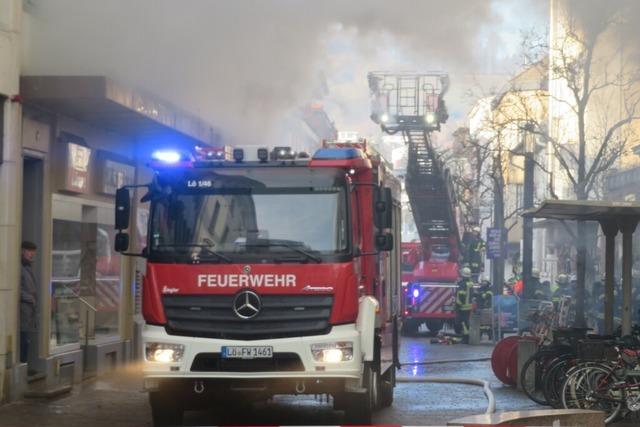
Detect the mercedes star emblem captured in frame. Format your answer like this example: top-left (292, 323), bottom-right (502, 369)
top-left (242, 265), bottom-right (251, 274)
top-left (233, 290), bottom-right (261, 319)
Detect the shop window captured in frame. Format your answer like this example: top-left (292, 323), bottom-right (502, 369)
top-left (51, 196), bottom-right (121, 348)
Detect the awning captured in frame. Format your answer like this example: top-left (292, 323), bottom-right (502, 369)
top-left (523, 199), bottom-right (640, 221)
top-left (523, 199), bottom-right (640, 335)
top-left (20, 76), bottom-right (219, 146)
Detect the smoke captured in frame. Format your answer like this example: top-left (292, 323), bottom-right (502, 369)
top-left (23, 0), bottom-right (535, 145)
top-left (564, 0), bottom-right (640, 48)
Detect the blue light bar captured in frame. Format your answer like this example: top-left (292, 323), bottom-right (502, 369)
top-left (312, 148), bottom-right (361, 160)
top-left (151, 150), bottom-right (182, 164)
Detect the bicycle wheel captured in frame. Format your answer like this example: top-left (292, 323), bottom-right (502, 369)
top-left (541, 354), bottom-right (576, 408)
top-left (520, 346), bottom-right (573, 405)
top-left (561, 364), bottom-right (622, 424)
top-left (520, 352), bottom-right (550, 405)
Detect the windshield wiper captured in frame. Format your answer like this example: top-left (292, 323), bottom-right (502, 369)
top-left (243, 241), bottom-right (322, 263)
top-left (154, 243), bottom-right (232, 263)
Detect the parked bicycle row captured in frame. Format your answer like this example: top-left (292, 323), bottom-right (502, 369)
top-left (520, 326), bottom-right (640, 424)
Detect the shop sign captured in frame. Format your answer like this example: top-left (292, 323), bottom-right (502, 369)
top-left (98, 155), bottom-right (135, 195)
top-left (63, 142), bottom-right (92, 193)
top-left (486, 227), bottom-right (507, 259)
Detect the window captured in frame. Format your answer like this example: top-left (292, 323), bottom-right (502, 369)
top-left (50, 195), bottom-right (121, 348)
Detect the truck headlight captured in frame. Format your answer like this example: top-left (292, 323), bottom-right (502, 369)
top-left (311, 342), bottom-right (353, 363)
top-left (145, 343), bottom-right (185, 363)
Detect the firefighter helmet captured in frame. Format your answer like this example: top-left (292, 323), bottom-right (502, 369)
top-left (531, 268), bottom-right (540, 279)
top-left (556, 274), bottom-right (569, 285)
top-left (461, 267), bottom-right (472, 278)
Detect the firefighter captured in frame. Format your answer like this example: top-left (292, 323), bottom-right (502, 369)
top-left (476, 279), bottom-right (493, 340)
top-left (456, 267), bottom-right (474, 343)
top-left (551, 274), bottom-right (570, 304)
top-left (591, 279), bottom-right (605, 334)
top-left (476, 280), bottom-right (493, 309)
top-left (531, 268), bottom-right (547, 300)
top-left (468, 226), bottom-right (485, 277)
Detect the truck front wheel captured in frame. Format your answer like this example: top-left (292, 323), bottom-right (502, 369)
top-left (379, 365), bottom-right (395, 408)
top-left (344, 362), bottom-right (377, 423)
top-left (149, 390), bottom-right (183, 427)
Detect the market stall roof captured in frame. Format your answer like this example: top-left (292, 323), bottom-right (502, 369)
top-left (523, 199), bottom-right (640, 222)
top-left (20, 76), bottom-right (219, 146)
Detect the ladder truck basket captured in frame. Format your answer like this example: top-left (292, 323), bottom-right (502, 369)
top-left (368, 72), bottom-right (449, 133)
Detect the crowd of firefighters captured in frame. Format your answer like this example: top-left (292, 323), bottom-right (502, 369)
top-left (454, 264), bottom-right (640, 343)
top-left (454, 226), bottom-right (640, 343)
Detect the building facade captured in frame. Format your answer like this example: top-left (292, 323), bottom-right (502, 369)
top-left (0, 0), bottom-right (220, 402)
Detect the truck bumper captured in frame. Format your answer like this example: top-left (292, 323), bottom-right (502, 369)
top-left (142, 323), bottom-right (362, 395)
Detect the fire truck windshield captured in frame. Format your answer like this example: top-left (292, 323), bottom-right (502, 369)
top-left (148, 167), bottom-right (350, 263)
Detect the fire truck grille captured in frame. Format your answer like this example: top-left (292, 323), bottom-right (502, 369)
top-left (162, 295), bottom-right (333, 340)
top-left (190, 352), bottom-right (304, 372)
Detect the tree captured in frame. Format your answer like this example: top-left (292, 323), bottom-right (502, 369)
top-left (497, 1), bottom-right (640, 325)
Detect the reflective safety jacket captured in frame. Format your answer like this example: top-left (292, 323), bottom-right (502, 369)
top-left (477, 288), bottom-right (493, 309)
top-left (456, 279), bottom-right (474, 311)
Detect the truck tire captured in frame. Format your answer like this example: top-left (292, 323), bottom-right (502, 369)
top-left (401, 319), bottom-right (418, 336)
top-left (378, 366), bottom-right (395, 408)
top-left (149, 390), bottom-right (183, 427)
top-left (426, 319), bottom-right (444, 333)
top-left (344, 362), bottom-right (377, 424)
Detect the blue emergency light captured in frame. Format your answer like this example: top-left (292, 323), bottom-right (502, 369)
top-left (312, 148), bottom-right (362, 160)
top-left (412, 288), bottom-right (420, 298)
top-left (151, 149), bottom-right (182, 164)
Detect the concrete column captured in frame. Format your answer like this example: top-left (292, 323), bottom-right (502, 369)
top-left (599, 220), bottom-right (618, 335)
top-left (0, 0), bottom-right (23, 403)
top-left (619, 218), bottom-right (637, 336)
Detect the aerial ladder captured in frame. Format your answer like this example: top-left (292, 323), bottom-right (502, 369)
top-left (369, 72), bottom-right (462, 334)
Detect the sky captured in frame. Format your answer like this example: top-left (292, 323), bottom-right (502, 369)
top-left (22, 0), bottom-right (548, 146)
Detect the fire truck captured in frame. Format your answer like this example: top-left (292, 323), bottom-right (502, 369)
top-left (400, 242), bottom-right (458, 334)
top-left (114, 142), bottom-right (402, 426)
top-left (369, 72), bottom-right (461, 336)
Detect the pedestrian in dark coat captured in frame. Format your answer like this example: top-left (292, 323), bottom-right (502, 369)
top-left (20, 241), bottom-right (38, 364)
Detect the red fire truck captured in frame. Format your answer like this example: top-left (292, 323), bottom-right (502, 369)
top-left (369, 72), bottom-right (461, 336)
top-left (401, 241), bottom-right (458, 334)
top-left (114, 142), bottom-right (401, 426)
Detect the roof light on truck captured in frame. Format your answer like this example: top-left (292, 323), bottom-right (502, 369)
top-left (425, 111), bottom-right (437, 125)
top-left (257, 148), bottom-right (269, 162)
top-left (151, 149), bottom-right (183, 164)
top-left (271, 146), bottom-right (296, 161)
top-left (233, 148), bottom-right (244, 163)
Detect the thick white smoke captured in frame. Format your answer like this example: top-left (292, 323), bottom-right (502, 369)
top-left (22, 0), bottom-right (541, 144)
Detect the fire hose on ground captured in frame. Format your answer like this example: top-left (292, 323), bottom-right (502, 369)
top-left (396, 358), bottom-right (496, 414)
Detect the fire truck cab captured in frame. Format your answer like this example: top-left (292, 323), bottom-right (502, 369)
top-left (114, 143), bottom-right (401, 425)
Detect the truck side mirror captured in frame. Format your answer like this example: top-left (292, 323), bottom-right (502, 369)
top-left (115, 232), bottom-right (130, 253)
top-left (115, 187), bottom-right (130, 230)
top-left (375, 232), bottom-right (394, 251)
top-left (374, 187), bottom-right (393, 229)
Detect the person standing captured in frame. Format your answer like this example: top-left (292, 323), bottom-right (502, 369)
top-left (20, 241), bottom-right (38, 366)
top-left (456, 267), bottom-right (474, 344)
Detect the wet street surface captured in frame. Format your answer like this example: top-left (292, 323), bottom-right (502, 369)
top-left (4, 332), bottom-right (635, 426)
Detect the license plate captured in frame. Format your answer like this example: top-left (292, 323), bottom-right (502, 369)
top-left (443, 304), bottom-right (454, 311)
top-left (221, 346), bottom-right (273, 359)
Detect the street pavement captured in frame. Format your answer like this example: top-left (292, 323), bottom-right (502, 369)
top-left (0, 331), bottom-right (637, 426)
